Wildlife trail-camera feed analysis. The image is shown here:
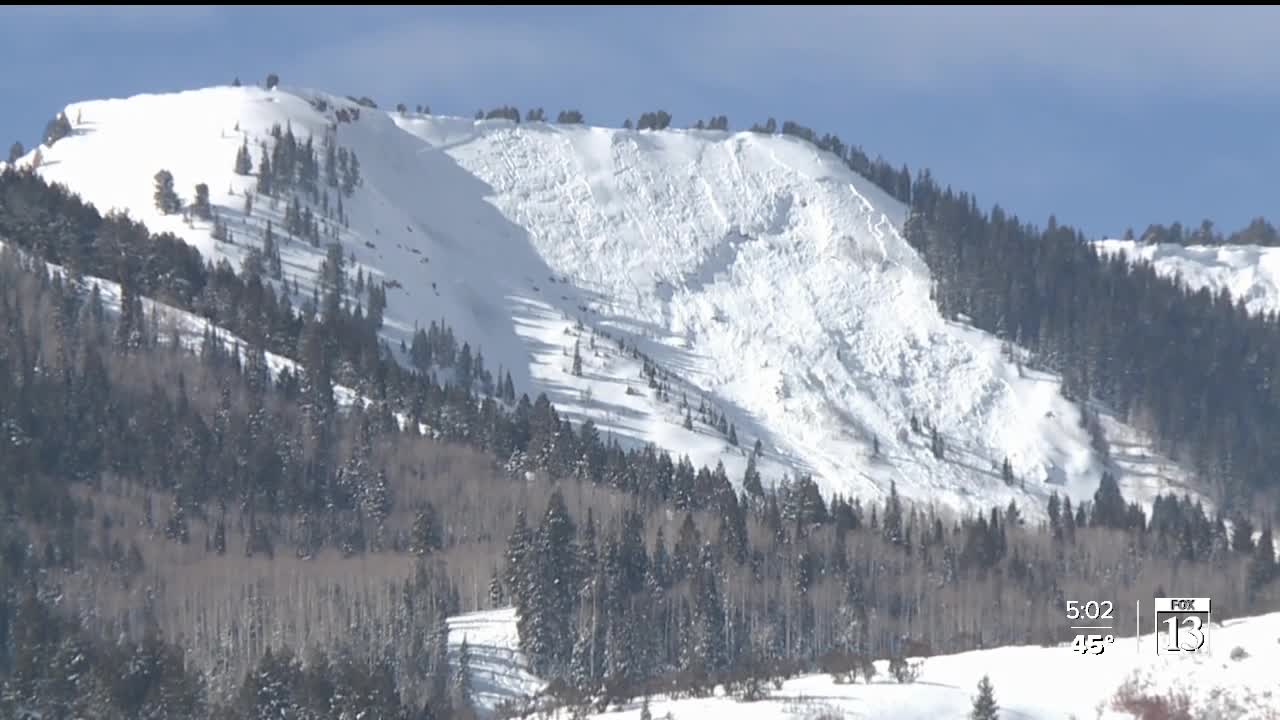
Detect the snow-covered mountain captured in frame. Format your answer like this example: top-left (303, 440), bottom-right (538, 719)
top-left (1095, 238), bottom-right (1280, 317)
top-left (5, 84), bottom-right (1199, 517)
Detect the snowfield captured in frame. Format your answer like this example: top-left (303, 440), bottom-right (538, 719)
top-left (440, 602), bottom-right (1280, 712)
top-left (442, 607), bottom-right (1280, 720)
top-left (1094, 239), bottom-right (1280, 318)
top-left (5, 84), bottom-right (1201, 519)
top-left (447, 608), bottom-right (544, 716)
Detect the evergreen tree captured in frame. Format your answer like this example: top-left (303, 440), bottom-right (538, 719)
top-left (7, 141), bottom-right (22, 163)
top-left (257, 146), bottom-right (273, 195)
top-left (1248, 526), bottom-right (1276, 599)
top-left (192, 183), bottom-right (212, 220)
top-left (572, 338), bottom-right (583, 376)
top-left (429, 618), bottom-right (453, 714)
top-left (453, 635), bottom-right (475, 715)
top-left (234, 138), bottom-right (253, 175)
top-left (213, 517), bottom-right (227, 555)
top-left (971, 674), bottom-right (999, 720)
top-left (1091, 472), bottom-right (1127, 529)
top-left (882, 480), bottom-right (903, 545)
top-left (43, 111), bottom-right (73, 146)
top-left (517, 491), bottom-right (578, 675)
top-left (1232, 515), bottom-right (1255, 554)
top-left (411, 502), bottom-right (443, 555)
top-left (742, 454), bottom-right (763, 499)
top-left (153, 169), bottom-right (181, 214)
top-left (1048, 492), bottom-right (1062, 538)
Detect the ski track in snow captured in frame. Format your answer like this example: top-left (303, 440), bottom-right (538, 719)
top-left (2, 84), bottom-right (1202, 520)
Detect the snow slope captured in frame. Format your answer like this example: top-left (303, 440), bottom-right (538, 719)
top-left (447, 608), bottom-right (544, 716)
top-left (589, 616), bottom-right (1280, 720)
top-left (4, 84), bottom-right (1199, 518)
top-left (442, 605), bottom-right (1280, 720)
top-left (1094, 239), bottom-right (1280, 317)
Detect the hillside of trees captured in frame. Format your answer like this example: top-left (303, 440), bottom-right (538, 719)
top-left (1123, 217), bottom-right (1280, 248)
top-left (903, 178), bottom-right (1280, 515)
top-left (5, 90), bottom-right (1280, 718)
top-left (1, 161), bottom-right (1278, 718)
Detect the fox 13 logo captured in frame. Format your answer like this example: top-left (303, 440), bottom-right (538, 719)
top-left (1154, 597), bottom-right (1210, 655)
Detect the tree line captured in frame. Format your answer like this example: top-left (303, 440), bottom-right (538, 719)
top-left (3, 96), bottom-right (1280, 719)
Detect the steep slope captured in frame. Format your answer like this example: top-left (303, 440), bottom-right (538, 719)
top-left (1095, 238), bottom-right (1280, 317)
top-left (6, 84), bottom-right (1197, 517)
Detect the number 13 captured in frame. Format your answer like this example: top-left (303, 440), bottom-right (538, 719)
top-left (1163, 615), bottom-right (1205, 652)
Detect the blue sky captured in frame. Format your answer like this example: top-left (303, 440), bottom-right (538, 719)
top-left (3, 5), bottom-right (1279, 238)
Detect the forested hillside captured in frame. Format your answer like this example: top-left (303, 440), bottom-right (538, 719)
top-left (1, 165), bottom-right (1277, 718)
top-left (903, 177), bottom-right (1280, 514)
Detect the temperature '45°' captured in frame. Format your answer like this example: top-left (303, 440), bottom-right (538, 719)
top-left (1071, 633), bottom-right (1114, 656)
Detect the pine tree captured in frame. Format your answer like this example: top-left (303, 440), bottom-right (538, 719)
top-left (1047, 492), bottom-right (1062, 537)
top-left (43, 111), bottom-right (73, 146)
top-left (518, 490), bottom-right (578, 675)
top-left (429, 618), bottom-right (452, 713)
top-left (971, 674), bottom-right (999, 719)
top-left (1091, 472), bottom-right (1126, 529)
top-left (257, 146), bottom-right (273, 195)
top-left (504, 510), bottom-right (531, 600)
top-left (489, 571), bottom-right (505, 606)
top-left (453, 635), bottom-right (475, 715)
top-left (1248, 526), bottom-right (1276, 600)
top-left (728, 423), bottom-right (738, 446)
top-left (1232, 515), bottom-right (1255, 554)
top-left (153, 169), bottom-right (181, 214)
top-left (882, 480), bottom-right (903, 545)
top-left (742, 454), bottom-right (763, 499)
top-left (572, 339), bottom-right (583, 376)
top-left (192, 183), bottom-right (212, 220)
top-left (7, 141), bottom-right (22, 163)
top-left (234, 138), bottom-right (253, 175)
top-left (683, 409), bottom-right (693, 431)
top-left (213, 517), bottom-right (226, 555)
top-left (411, 503), bottom-right (442, 555)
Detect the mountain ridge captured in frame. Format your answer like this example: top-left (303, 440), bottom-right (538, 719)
top-left (6, 82), bottom-right (1198, 518)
